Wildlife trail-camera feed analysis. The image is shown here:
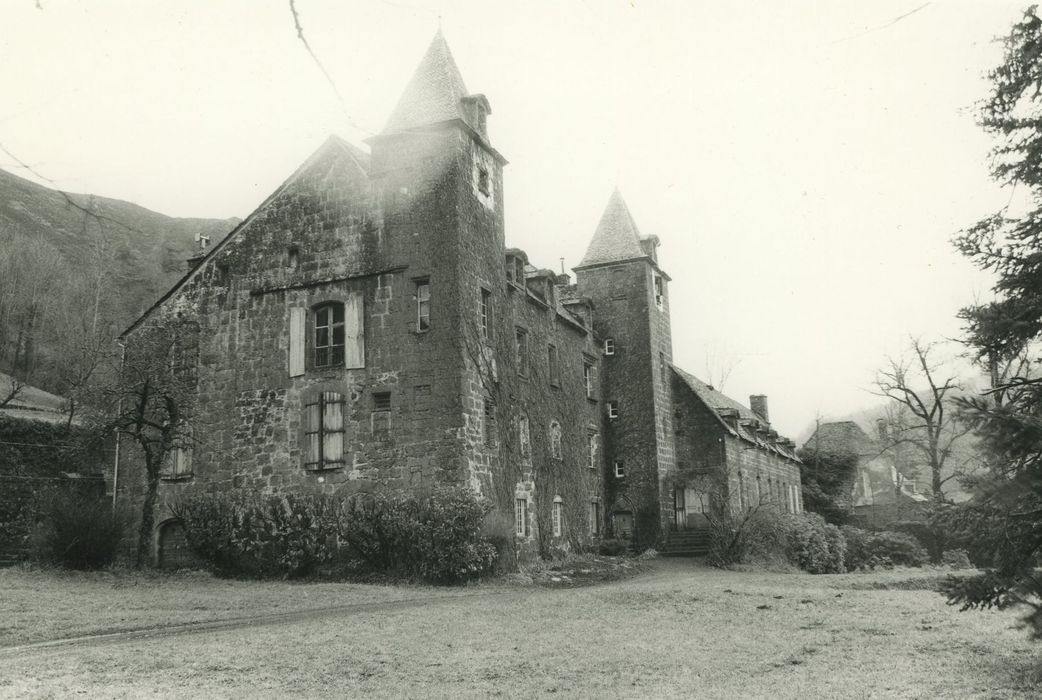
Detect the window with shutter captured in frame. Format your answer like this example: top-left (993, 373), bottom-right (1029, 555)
top-left (304, 391), bottom-right (345, 470)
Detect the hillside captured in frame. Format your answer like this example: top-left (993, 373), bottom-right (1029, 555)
top-left (0, 166), bottom-right (239, 387)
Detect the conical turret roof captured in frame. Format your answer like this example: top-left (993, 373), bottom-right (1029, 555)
top-left (383, 30), bottom-right (470, 133)
top-left (577, 189), bottom-right (647, 267)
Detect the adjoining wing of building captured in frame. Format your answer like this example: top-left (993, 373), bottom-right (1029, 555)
top-left (119, 31), bottom-right (803, 562)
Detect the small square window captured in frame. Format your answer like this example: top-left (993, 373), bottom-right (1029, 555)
top-left (614, 460), bottom-right (625, 478)
top-left (608, 401), bottom-right (619, 419)
top-left (604, 338), bottom-right (615, 356)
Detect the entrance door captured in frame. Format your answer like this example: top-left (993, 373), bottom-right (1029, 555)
top-left (612, 511), bottom-right (634, 539)
top-left (684, 489), bottom-right (710, 528)
top-left (673, 488), bottom-right (686, 530)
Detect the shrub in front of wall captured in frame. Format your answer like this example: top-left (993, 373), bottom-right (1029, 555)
top-left (598, 538), bottom-right (627, 556)
top-left (32, 488), bottom-right (130, 570)
top-left (409, 487), bottom-right (497, 583)
top-left (338, 487), bottom-right (497, 584)
top-left (706, 506), bottom-right (790, 569)
top-left (172, 491), bottom-right (341, 578)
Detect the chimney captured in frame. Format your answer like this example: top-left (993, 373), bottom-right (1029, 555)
top-left (186, 234), bottom-right (210, 270)
top-left (876, 418), bottom-right (888, 442)
top-left (749, 395), bottom-right (769, 423)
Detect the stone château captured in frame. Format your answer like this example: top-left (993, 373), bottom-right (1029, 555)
top-left (119, 31), bottom-right (803, 563)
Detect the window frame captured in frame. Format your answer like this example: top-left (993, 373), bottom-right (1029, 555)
top-left (583, 356), bottom-right (597, 400)
top-left (549, 420), bottom-right (563, 460)
top-left (484, 398), bottom-right (498, 448)
top-left (603, 338), bottom-right (615, 356)
top-left (515, 497), bottom-right (528, 537)
top-left (607, 401), bottom-right (619, 419)
top-left (415, 279), bottom-right (431, 332)
top-left (547, 344), bottom-right (560, 387)
top-left (587, 430), bottom-right (599, 470)
top-left (515, 327), bottom-right (529, 377)
top-left (614, 460), bottom-right (625, 479)
top-left (480, 287), bottom-right (493, 341)
top-left (303, 391), bottom-right (346, 471)
top-left (589, 500), bottom-right (601, 535)
top-left (313, 301), bottom-right (346, 369)
top-left (552, 497), bottom-right (563, 537)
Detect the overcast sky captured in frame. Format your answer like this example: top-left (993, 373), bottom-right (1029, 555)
top-left (0, 0), bottom-right (1024, 438)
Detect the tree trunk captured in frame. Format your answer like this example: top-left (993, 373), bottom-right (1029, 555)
top-left (136, 467), bottom-right (161, 569)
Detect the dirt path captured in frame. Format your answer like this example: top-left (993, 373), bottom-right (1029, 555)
top-left (0, 589), bottom-right (507, 660)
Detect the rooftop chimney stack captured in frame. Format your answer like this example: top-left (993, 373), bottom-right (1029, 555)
top-left (876, 418), bottom-right (888, 442)
top-left (750, 395), bottom-right (769, 423)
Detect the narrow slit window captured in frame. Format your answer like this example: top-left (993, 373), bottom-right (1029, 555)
top-left (415, 280), bottom-right (431, 332)
top-left (480, 288), bottom-right (493, 341)
top-left (552, 497), bottom-right (563, 537)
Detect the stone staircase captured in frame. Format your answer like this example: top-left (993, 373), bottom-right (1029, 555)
top-left (660, 528), bottom-right (711, 557)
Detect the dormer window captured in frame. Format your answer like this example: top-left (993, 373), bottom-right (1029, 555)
top-left (506, 254), bottom-right (526, 288)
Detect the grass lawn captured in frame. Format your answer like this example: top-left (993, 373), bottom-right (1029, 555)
top-left (2, 559), bottom-right (1040, 698)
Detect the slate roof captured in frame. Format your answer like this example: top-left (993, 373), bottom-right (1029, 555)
top-left (577, 189), bottom-right (648, 268)
top-left (0, 371), bottom-right (73, 424)
top-left (803, 421), bottom-right (881, 459)
top-left (671, 366), bottom-right (800, 462)
top-left (383, 30), bottom-right (472, 134)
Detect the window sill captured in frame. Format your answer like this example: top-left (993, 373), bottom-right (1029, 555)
top-left (160, 474), bottom-right (194, 482)
top-left (305, 465), bottom-right (344, 474)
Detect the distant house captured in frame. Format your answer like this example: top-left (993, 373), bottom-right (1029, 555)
top-left (803, 420), bottom-right (927, 528)
top-left (0, 372), bottom-right (107, 565)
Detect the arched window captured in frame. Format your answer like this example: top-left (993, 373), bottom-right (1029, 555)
top-left (549, 420), bottom-right (562, 460)
top-left (552, 496), bottom-right (564, 537)
top-left (313, 302), bottom-right (345, 368)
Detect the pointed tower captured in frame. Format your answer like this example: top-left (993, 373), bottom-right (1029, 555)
top-left (366, 31), bottom-right (509, 494)
top-left (575, 191), bottom-right (675, 547)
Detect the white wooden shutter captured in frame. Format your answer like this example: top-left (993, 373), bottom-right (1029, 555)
top-left (289, 307), bottom-right (305, 377)
top-left (344, 292), bottom-right (365, 369)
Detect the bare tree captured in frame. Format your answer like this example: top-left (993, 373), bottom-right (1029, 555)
top-left (874, 338), bottom-right (974, 502)
top-left (87, 319), bottom-right (198, 567)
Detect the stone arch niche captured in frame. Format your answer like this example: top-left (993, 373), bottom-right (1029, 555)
top-left (156, 519), bottom-right (200, 570)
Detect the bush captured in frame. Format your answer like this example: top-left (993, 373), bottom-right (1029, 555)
top-left (842, 526), bottom-right (928, 570)
top-left (32, 488), bottom-right (129, 570)
top-left (785, 513), bottom-right (845, 574)
top-left (942, 548), bottom-right (973, 570)
top-left (707, 508), bottom-right (844, 573)
top-left (598, 538), bottom-right (627, 556)
top-left (175, 486), bottom-right (498, 584)
top-left (172, 491), bottom-right (340, 579)
top-left (338, 487), bottom-right (497, 584)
